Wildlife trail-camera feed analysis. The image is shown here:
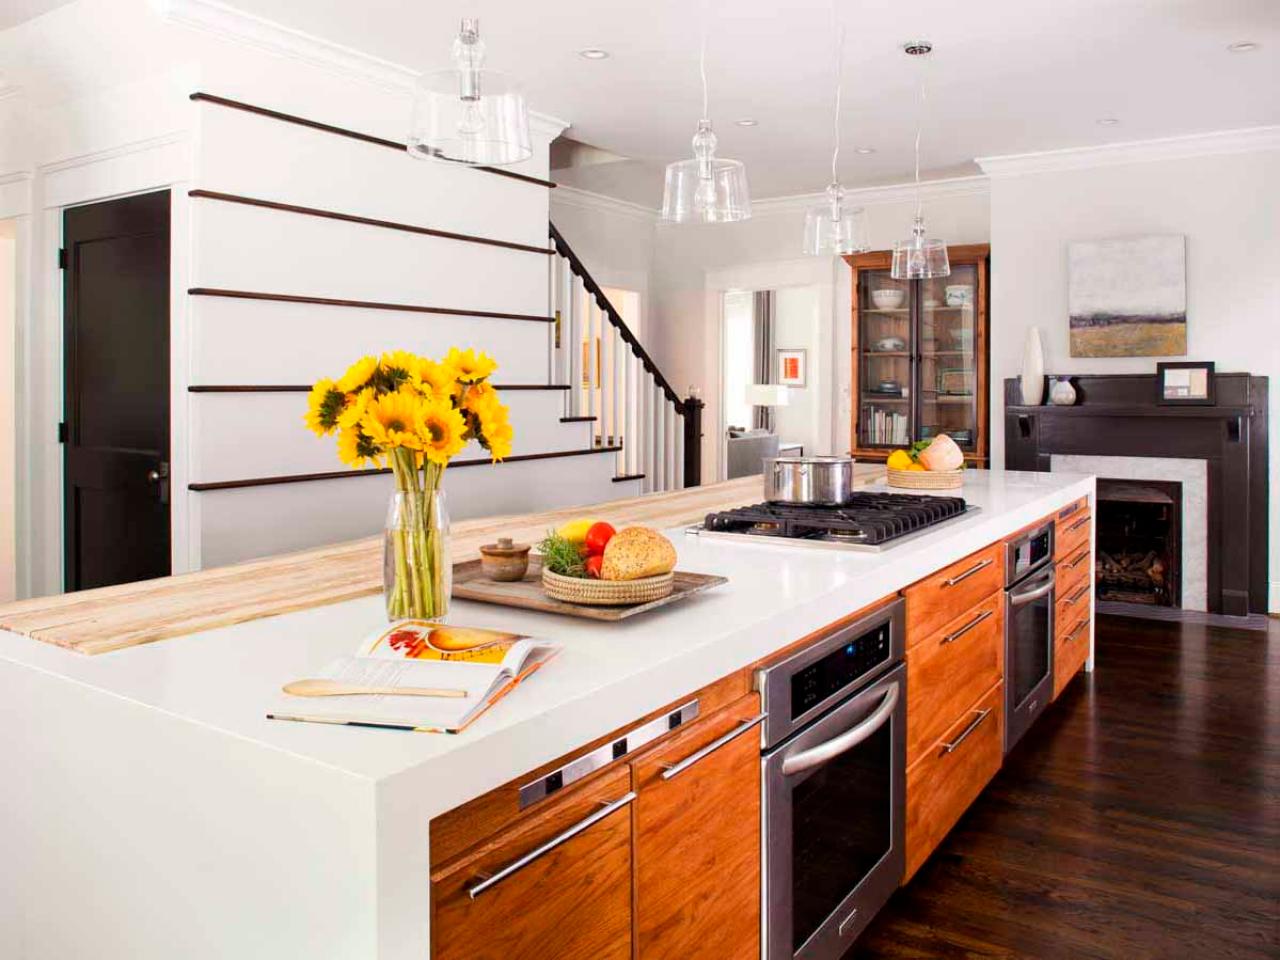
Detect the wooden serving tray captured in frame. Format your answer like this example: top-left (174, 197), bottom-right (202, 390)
top-left (451, 557), bottom-right (728, 621)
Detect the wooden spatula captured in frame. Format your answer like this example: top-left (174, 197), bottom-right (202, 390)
top-left (282, 679), bottom-right (467, 698)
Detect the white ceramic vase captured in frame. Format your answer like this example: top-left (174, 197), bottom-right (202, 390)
top-left (1050, 376), bottom-right (1078, 406)
top-left (1019, 327), bottom-right (1045, 406)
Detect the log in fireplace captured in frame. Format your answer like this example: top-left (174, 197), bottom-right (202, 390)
top-left (1095, 479), bottom-right (1181, 607)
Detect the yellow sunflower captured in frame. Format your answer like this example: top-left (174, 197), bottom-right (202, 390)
top-left (336, 387), bottom-right (374, 430)
top-left (417, 358), bottom-right (462, 401)
top-left (461, 380), bottom-right (500, 415)
top-left (415, 398), bottom-right (468, 466)
top-left (361, 388), bottom-right (424, 451)
top-left (336, 425), bottom-right (382, 469)
top-left (476, 402), bottom-right (513, 461)
top-left (337, 354), bottom-right (379, 393)
top-left (444, 347), bottom-right (498, 384)
top-left (380, 350), bottom-right (422, 389)
top-left (304, 378), bottom-right (346, 436)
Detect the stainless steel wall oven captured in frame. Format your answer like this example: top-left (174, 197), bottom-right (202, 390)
top-left (1004, 520), bottom-right (1055, 752)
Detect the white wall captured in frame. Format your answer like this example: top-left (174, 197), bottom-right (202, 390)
top-left (0, 221), bottom-right (15, 602)
top-left (984, 144), bottom-right (1280, 611)
top-left (772, 285), bottom-right (823, 456)
top-left (650, 179), bottom-right (991, 478)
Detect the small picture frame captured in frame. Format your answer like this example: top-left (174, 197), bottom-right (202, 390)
top-left (777, 348), bottom-right (807, 388)
top-left (1156, 361), bottom-right (1215, 406)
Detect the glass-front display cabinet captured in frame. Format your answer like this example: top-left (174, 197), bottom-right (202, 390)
top-left (844, 245), bottom-right (990, 464)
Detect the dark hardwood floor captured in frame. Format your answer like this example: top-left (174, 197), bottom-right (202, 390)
top-left (854, 614), bottom-right (1280, 960)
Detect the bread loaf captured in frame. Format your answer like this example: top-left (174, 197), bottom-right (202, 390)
top-left (600, 526), bottom-right (677, 581)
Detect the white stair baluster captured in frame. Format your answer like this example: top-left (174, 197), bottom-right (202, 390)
top-left (588, 302), bottom-right (599, 442)
top-left (568, 275), bottom-right (582, 416)
top-left (560, 258), bottom-right (573, 392)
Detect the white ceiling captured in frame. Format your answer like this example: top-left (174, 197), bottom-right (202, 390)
top-left (9, 0), bottom-right (1280, 203)
top-left (0, 0), bottom-right (76, 31)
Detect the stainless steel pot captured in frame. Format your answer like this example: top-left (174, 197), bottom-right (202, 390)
top-left (764, 456), bottom-right (857, 505)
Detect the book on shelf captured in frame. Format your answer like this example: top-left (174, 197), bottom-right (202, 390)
top-left (864, 406), bottom-right (909, 446)
top-left (267, 621), bottom-right (558, 734)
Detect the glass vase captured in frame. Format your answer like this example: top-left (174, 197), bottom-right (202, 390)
top-left (383, 488), bottom-right (450, 622)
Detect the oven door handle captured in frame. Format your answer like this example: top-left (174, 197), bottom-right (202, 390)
top-left (1009, 572), bottom-right (1055, 606)
top-left (780, 682), bottom-right (899, 778)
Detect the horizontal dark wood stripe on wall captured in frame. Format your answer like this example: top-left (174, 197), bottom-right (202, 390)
top-left (188, 446), bottom-right (624, 491)
top-left (187, 288), bottom-right (554, 324)
top-left (189, 92), bottom-right (558, 190)
top-left (188, 190), bottom-right (552, 256)
top-left (187, 384), bottom-right (571, 393)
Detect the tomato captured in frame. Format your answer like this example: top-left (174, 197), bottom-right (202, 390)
top-left (584, 521), bottom-right (616, 557)
top-left (585, 553), bottom-right (604, 579)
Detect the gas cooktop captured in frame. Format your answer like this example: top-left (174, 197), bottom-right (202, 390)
top-left (691, 492), bottom-right (975, 552)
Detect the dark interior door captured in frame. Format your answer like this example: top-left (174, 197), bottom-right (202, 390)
top-left (63, 190), bottom-right (171, 591)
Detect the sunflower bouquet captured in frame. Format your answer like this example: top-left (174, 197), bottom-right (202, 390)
top-left (305, 348), bottom-right (513, 620)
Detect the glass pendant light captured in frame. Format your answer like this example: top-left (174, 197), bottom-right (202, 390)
top-left (803, 23), bottom-right (868, 256)
top-left (661, 37), bottom-right (751, 223)
top-left (891, 41), bottom-right (950, 279)
top-left (408, 18), bottom-right (531, 166)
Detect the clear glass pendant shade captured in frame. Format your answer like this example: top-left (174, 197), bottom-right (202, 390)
top-left (408, 18), bottom-right (531, 166)
top-left (662, 120), bottom-right (751, 223)
top-left (891, 214), bottom-right (951, 279)
top-left (803, 183), bottom-right (868, 255)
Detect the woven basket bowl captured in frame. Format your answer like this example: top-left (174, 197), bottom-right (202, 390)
top-left (541, 568), bottom-right (675, 606)
top-left (887, 467), bottom-right (964, 490)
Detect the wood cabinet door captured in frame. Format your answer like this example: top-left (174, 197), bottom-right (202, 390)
top-left (431, 766), bottom-right (634, 960)
top-left (632, 694), bottom-right (763, 960)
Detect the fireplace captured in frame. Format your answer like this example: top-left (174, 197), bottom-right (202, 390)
top-left (1095, 479), bottom-right (1181, 607)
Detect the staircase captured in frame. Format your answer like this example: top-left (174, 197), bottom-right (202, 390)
top-left (548, 224), bottom-right (703, 494)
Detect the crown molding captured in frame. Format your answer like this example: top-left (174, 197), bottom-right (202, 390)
top-left (155, 0), bottom-right (569, 138)
top-left (977, 126), bottom-right (1280, 177)
top-left (550, 184), bottom-right (659, 224)
top-left (750, 175), bottom-right (990, 217)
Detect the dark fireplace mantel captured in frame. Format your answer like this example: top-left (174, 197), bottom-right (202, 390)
top-left (1004, 373), bottom-right (1269, 616)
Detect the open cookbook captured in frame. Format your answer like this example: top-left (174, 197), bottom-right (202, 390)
top-left (267, 621), bottom-right (557, 734)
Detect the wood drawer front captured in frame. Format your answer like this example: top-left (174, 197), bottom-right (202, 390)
top-left (904, 543), bottom-right (1003, 646)
top-left (1054, 617), bottom-right (1091, 699)
top-left (432, 766), bottom-right (634, 960)
top-left (633, 695), bottom-right (762, 960)
top-left (1055, 511), bottom-right (1092, 561)
top-left (1056, 544), bottom-right (1092, 598)
top-left (906, 593), bottom-right (1003, 766)
top-left (1057, 496), bottom-right (1088, 523)
top-left (905, 681), bottom-right (1004, 881)
top-left (1055, 580), bottom-right (1092, 636)
top-left (430, 669), bottom-right (749, 868)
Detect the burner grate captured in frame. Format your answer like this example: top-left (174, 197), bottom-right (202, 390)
top-left (704, 493), bottom-right (968, 546)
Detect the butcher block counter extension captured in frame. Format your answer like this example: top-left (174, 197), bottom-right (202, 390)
top-left (0, 469), bottom-right (1095, 960)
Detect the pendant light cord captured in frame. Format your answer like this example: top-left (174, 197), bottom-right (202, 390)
top-left (913, 54), bottom-right (929, 220)
top-left (700, 34), bottom-right (709, 121)
top-left (831, 23), bottom-right (844, 184)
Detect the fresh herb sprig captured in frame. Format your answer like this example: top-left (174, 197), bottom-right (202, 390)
top-left (538, 530), bottom-right (586, 578)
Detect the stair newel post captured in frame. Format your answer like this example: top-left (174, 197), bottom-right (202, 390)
top-left (568, 274), bottom-right (583, 417)
top-left (622, 344), bottom-right (634, 476)
top-left (559, 255), bottom-right (573, 394)
top-left (654, 382), bottom-right (667, 490)
top-left (642, 371), bottom-right (654, 493)
top-left (612, 326), bottom-right (624, 468)
top-left (681, 393), bottom-right (704, 488)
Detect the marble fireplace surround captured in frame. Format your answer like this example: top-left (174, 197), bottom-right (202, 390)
top-left (1051, 455), bottom-right (1207, 610)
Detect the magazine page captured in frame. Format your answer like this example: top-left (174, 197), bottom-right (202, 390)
top-left (358, 620), bottom-right (537, 675)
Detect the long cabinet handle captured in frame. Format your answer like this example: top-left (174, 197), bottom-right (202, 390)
top-left (1063, 584), bottom-right (1090, 606)
top-left (660, 713), bottom-right (766, 781)
top-left (942, 557), bottom-right (994, 588)
top-left (1066, 516), bottom-right (1090, 533)
top-left (941, 609), bottom-right (994, 645)
top-left (466, 791), bottom-right (636, 899)
top-left (941, 708), bottom-right (992, 755)
top-left (1066, 618), bottom-right (1091, 641)
top-left (1067, 548), bottom-right (1091, 570)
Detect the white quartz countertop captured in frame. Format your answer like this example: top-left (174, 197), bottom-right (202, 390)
top-left (0, 469), bottom-right (1093, 818)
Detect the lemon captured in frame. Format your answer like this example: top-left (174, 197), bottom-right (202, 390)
top-left (887, 449), bottom-right (913, 471)
top-left (555, 519), bottom-right (596, 545)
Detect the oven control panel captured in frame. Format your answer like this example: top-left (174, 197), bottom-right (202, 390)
top-left (790, 621), bottom-right (891, 721)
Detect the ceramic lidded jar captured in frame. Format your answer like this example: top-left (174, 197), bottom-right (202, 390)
top-left (1050, 376), bottom-right (1078, 406)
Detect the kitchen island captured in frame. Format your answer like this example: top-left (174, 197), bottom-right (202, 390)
top-left (0, 468), bottom-right (1095, 960)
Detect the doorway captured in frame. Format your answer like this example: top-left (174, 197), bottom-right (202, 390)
top-left (62, 190), bottom-right (171, 591)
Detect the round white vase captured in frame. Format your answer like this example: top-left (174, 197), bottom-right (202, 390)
top-left (1050, 376), bottom-right (1078, 406)
top-left (1019, 327), bottom-right (1045, 405)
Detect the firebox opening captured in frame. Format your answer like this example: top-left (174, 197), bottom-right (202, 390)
top-left (1095, 479), bottom-right (1182, 608)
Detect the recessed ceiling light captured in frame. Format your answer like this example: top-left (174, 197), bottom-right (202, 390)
top-left (854, 146), bottom-right (876, 155)
top-left (1097, 117), bottom-right (1120, 126)
top-left (735, 118), bottom-right (759, 127)
top-left (578, 48), bottom-right (609, 60)
top-left (1227, 41), bottom-right (1259, 53)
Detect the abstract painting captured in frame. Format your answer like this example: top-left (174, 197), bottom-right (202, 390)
top-left (1068, 235), bottom-right (1186, 357)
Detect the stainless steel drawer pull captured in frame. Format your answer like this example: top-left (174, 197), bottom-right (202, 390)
top-left (941, 609), bottom-right (994, 645)
top-left (1068, 549), bottom-right (1091, 569)
top-left (1066, 516), bottom-right (1090, 533)
top-left (941, 708), bottom-right (992, 755)
top-left (1058, 501), bottom-right (1081, 520)
top-left (1067, 619), bottom-right (1090, 641)
top-left (1063, 584), bottom-right (1089, 606)
top-left (942, 557), bottom-right (994, 588)
top-left (660, 713), bottom-right (766, 781)
top-left (466, 791), bottom-right (637, 899)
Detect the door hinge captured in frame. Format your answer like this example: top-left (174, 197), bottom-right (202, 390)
top-left (57, 422), bottom-right (67, 443)
top-left (58, 248), bottom-right (67, 269)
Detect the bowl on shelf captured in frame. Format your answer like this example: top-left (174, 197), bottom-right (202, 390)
top-left (873, 336), bottom-right (906, 352)
top-left (944, 285), bottom-right (973, 306)
top-left (871, 289), bottom-right (906, 310)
